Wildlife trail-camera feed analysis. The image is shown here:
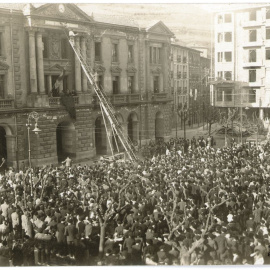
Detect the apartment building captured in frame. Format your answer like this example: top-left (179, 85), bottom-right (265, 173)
top-left (0, 3), bottom-right (173, 167)
top-left (214, 5), bottom-right (270, 120)
top-left (171, 43), bottom-right (211, 126)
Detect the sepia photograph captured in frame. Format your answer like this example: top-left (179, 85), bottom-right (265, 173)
top-left (0, 1), bottom-right (269, 267)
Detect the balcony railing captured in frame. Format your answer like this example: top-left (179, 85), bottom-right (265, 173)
top-left (49, 96), bottom-right (79, 106)
top-left (0, 99), bottom-right (14, 109)
top-left (152, 92), bottom-right (171, 102)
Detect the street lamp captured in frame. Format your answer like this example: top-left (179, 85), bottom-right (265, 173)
top-left (26, 112), bottom-right (41, 196)
top-left (26, 111), bottom-right (41, 168)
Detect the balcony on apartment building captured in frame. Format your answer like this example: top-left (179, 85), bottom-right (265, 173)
top-left (242, 41), bottom-right (264, 48)
top-left (241, 20), bottom-right (263, 28)
top-left (242, 59), bottom-right (263, 68)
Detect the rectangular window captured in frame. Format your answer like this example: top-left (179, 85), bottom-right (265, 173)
top-left (128, 76), bottom-right (134, 93)
top-left (183, 56), bottom-right (187, 63)
top-left (217, 33), bottom-right (223, 43)
top-left (249, 89), bottom-right (256, 103)
top-left (267, 9), bottom-right (270, 19)
top-left (249, 49), bottom-right (256, 62)
top-left (266, 28), bottom-right (270, 39)
top-left (217, 71), bottom-right (223, 79)
top-left (61, 38), bottom-right (68, 59)
top-left (224, 32), bottom-right (232, 42)
top-left (266, 49), bottom-right (270, 60)
top-left (97, 75), bottom-right (103, 90)
top-left (249, 30), bottom-right (257, 42)
top-left (249, 10), bottom-right (257, 21)
top-left (217, 89), bottom-right (223, 101)
top-left (95, 42), bottom-right (101, 61)
top-left (183, 72), bottom-right (187, 79)
top-left (177, 71), bottom-right (181, 79)
top-left (224, 52), bottom-right (232, 62)
top-left (0, 75), bottom-right (4, 98)
top-left (128, 45), bottom-right (134, 63)
top-left (150, 46), bottom-right (161, 64)
top-left (224, 71), bottom-right (232, 81)
top-left (218, 52), bottom-right (223, 62)
top-left (224, 13), bottom-right (232, 23)
top-left (153, 76), bottom-right (159, 93)
top-left (42, 37), bottom-right (49, 59)
top-left (218, 15), bottom-right (223, 24)
top-left (177, 55), bottom-right (181, 62)
top-left (112, 44), bottom-right (118, 62)
top-left (249, 69), bottom-right (256, 82)
top-left (224, 88), bottom-right (232, 102)
top-left (112, 76), bottom-right (120, 94)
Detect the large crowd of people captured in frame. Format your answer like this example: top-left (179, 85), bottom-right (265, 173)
top-left (0, 135), bottom-right (269, 266)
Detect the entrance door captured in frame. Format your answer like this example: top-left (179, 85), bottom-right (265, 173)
top-left (56, 121), bottom-right (76, 162)
top-left (95, 117), bottom-right (107, 155)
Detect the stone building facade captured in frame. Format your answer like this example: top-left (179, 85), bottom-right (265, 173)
top-left (0, 3), bottom-right (174, 167)
top-left (171, 43), bottom-right (211, 127)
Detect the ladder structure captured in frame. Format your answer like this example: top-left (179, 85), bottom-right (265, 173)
top-left (67, 36), bottom-right (138, 162)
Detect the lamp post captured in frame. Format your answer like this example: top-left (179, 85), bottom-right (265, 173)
top-left (26, 111), bottom-right (41, 195)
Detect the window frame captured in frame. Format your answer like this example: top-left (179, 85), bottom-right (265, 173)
top-left (224, 32), bottom-right (232, 42)
top-left (112, 43), bottom-right (119, 63)
top-left (224, 13), bottom-right (232, 23)
top-left (0, 74), bottom-right (5, 99)
top-left (112, 75), bottom-right (120, 94)
top-left (249, 49), bottom-right (256, 62)
top-left (249, 29), bottom-right (257, 42)
top-left (95, 42), bottom-right (101, 62)
top-left (224, 71), bottom-right (232, 81)
top-left (249, 88), bottom-right (256, 103)
top-left (224, 51), bottom-right (232, 62)
top-left (153, 76), bottom-right (160, 93)
top-left (249, 69), bottom-right (256, 82)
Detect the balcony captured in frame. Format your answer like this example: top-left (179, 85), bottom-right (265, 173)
top-left (241, 20), bottom-right (263, 28)
top-left (243, 60), bottom-right (262, 68)
top-left (49, 96), bottom-right (79, 106)
top-left (152, 92), bottom-right (172, 102)
top-left (242, 41), bottom-right (263, 48)
top-left (0, 99), bottom-right (14, 109)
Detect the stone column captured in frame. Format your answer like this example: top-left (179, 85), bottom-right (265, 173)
top-left (81, 37), bottom-right (87, 92)
top-left (28, 30), bottom-right (37, 93)
top-left (36, 32), bottom-right (45, 94)
top-left (75, 36), bottom-right (82, 92)
top-left (162, 43), bottom-right (168, 92)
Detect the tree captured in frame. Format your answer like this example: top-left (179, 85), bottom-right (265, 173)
top-left (219, 108), bottom-right (238, 146)
top-left (157, 181), bottom-right (229, 265)
top-left (204, 106), bottom-right (221, 136)
top-left (90, 179), bottom-right (131, 256)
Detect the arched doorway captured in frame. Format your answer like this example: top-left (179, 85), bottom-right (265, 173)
top-left (155, 111), bottom-right (164, 140)
top-left (127, 112), bottom-right (138, 145)
top-left (56, 121), bottom-right (76, 162)
top-left (112, 114), bottom-right (124, 153)
top-left (0, 127), bottom-right (7, 160)
top-left (95, 117), bottom-right (107, 155)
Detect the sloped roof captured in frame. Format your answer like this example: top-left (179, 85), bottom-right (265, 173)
top-left (92, 13), bottom-right (139, 28)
